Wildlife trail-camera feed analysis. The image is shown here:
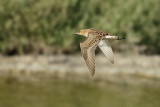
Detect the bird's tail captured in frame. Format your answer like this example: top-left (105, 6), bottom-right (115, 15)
top-left (105, 35), bottom-right (125, 40)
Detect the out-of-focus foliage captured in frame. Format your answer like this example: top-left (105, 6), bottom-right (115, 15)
top-left (0, 0), bottom-right (159, 55)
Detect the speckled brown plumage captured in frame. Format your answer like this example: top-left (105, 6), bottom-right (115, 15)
top-left (74, 28), bottom-right (124, 76)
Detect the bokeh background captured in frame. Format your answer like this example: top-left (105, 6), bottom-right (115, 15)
top-left (0, 0), bottom-right (160, 107)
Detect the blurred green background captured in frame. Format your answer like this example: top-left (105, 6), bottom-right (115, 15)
top-left (0, 0), bottom-right (160, 55)
top-left (0, 0), bottom-right (160, 107)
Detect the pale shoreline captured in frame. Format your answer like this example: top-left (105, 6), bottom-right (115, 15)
top-left (0, 54), bottom-right (159, 78)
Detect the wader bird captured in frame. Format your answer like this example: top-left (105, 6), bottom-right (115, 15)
top-left (74, 28), bottom-right (125, 76)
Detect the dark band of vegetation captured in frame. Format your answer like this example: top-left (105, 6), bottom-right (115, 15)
top-left (0, 0), bottom-right (160, 55)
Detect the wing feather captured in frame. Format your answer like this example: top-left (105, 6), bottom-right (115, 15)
top-left (98, 40), bottom-right (114, 64)
top-left (80, 36), bottom-right (101, 76)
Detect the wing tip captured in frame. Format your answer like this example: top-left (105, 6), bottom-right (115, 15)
top-left (89, 69), bottom-right (95, 76)
top-left (110, 60), bottom-right (114, 64)
top-left (91, 72), bottom-right (95, 76)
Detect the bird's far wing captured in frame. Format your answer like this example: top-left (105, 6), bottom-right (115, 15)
top-left (80, 36), bottom-right (100, 76)
top-left (98, 40), bottom-right (114, 64)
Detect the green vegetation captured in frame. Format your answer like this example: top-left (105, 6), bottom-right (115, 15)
top-left (0, 0), bottom-right (160, 54)
top-left (0, 73), bottom-right (160, 107)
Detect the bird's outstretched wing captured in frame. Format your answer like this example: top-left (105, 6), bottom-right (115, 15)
top-left (98, 40), bottom-right (114, 64)
top-left (80, 36), bottom-right (101, 76)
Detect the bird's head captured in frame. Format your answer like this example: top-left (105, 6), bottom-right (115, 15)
top-left (73, 29), bottom-right (89, 37)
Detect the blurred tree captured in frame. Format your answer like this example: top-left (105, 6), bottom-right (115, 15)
top-left (0, 0), bottom-right (159, 55)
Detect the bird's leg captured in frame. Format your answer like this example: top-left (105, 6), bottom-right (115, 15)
top-left (104, 35), bottom-right (125, 40)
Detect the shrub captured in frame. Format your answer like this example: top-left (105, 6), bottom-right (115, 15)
top-left (0, 0), bottom-right (159, 54)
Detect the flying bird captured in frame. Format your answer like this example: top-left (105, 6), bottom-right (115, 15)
top-left (74, 28), bottom-right (125, 76)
